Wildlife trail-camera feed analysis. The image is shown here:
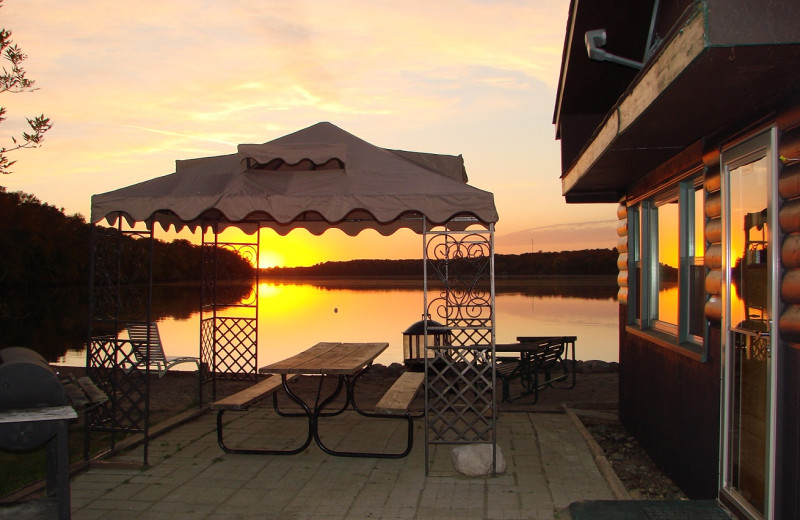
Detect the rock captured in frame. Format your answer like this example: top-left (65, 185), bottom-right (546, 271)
top-left (582, 360), bottom-right (611, 373)
top-left (574, 360), bottom-right (619, 373)
top-left (451, 444), bottom-right (507, 476)
top-left (385, 363), bottom-right (406, 376)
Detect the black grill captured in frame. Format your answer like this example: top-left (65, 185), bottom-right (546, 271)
top-left (0, 346), bottom-right (69, 451)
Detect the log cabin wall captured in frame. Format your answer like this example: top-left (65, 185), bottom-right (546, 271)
top-left (616, 203), bottom-right (628, 305)
top-left (618, 159), bottom-right (722, 499)
top-left (705, 166), bottom-right (722, 324)
top-left (777, 123), bottom-right (800, 518)
top-left (617, 98), bottom-right (800, 508)
top-left (618, 306), bottom-right (721, 498)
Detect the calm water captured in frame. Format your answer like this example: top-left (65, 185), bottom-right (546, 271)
top-left (36, 277), bottom-right (620, 369)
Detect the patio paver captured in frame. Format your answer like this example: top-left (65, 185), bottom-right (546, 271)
top-left (67, 409), bottom-right (614, 519)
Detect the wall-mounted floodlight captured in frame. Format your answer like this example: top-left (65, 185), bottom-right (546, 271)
top-left (585, 29), bottom-right (643, 70)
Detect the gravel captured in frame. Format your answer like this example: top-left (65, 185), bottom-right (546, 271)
top-left (584, 420), bottom-right (687, 500)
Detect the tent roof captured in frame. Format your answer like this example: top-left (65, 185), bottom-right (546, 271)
top-left (91, 122), bottom-right (498, 235)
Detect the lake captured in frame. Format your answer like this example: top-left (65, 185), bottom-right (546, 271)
top-left (5, 277), bottom-right (620, 369)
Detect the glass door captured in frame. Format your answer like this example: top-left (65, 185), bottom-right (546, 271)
top-left (721, 129), bottom-right (778, 519)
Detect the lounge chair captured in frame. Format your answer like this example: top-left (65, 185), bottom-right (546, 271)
top-left (125, 322), bottom-right (200, 377)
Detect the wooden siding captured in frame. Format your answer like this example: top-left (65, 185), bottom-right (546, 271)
top-left (778, 124), bottom-right (800, 512)
top-left (780, 134), bottom-right (800, 346)
top-left (705, 167), bottom-right (722, 323)
top-left (617, 203), bottom-right (628, 304)
top-left (619, 306), bottom-right (721, 498)
top-left (779, 121), bottom-right (800, 520)
top-left (781, 345), bottom-right (800, 518)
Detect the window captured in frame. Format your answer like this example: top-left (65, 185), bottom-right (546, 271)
top-left (654, 191), bottom-right (679, 331)
top-left (628, 175), bottom-right (705, 351)
top-left (720, 128), bottom-right (777, 518)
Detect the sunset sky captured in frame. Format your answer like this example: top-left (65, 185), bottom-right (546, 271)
top-left (1, 0), bottom-right (617, 267)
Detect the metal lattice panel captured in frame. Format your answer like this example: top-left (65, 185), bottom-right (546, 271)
top-left (90, 227), bottom-right (152, 323)
top-left (87, 223), bottom-right (154, 461)
top-left (200, 317), bottom-right (216, 386)
top-left (423, 223), bottom-right (496, 474)
top-left (200, 227), bottom-right (259, 399)
top-left (426, 346), bottom-right (493, 442)
top-left (86, 338), bottom-right (147, 433)
top-left (201, 242), bottom-right (258, 309)
top-left (202, 317), bottom-right (257, 378)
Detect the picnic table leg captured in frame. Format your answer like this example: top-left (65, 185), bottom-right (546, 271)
top-left (314, 370), bottom-right (416, 459)
top-left (344, 365), bottom-right (372, 416)
top-left (215, 375), bottom-right (314, 456)
top-left (565, 338), bottom-right (577, 389)
top-left (272, 375), bottom-right (348, 418)
top-left (548, 338), bottom-right (577, 390)
top-left (510, 352), bottom-right (539, 403)
top-left (313, 375), bottom-right (350, 417)
top-left (215, 409), bottom-right (313, 455)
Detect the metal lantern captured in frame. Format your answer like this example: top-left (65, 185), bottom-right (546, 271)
top-left (402, 319), bottom-right (450, 371)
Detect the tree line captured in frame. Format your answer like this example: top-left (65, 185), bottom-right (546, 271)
top-left (262, 248), bottom-right (619, 278)
top-left (0, 187), bottom-right (253, 287)
top-left (1, 186), bottom-right (619, 287)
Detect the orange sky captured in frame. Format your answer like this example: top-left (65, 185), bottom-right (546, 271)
top-left (1, 0), bottom-right (617, 267)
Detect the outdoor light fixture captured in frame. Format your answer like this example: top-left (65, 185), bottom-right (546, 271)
top-left (585, 29), bottom-right (643, 70)
top-left (402, 318), bottom-right (450, 371)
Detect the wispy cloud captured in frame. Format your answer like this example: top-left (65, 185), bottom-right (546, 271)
top-left (0, 0), bottom-right (618, 266)
top-left (114, 124), bottom-right (237, 147)
top-left (497, 220), bottom-right (619, 254)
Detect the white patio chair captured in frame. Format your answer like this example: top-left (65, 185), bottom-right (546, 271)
top-left (124, 322), bottom-right (200, 377)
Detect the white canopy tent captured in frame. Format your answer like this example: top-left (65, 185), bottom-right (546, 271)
top-left (87, 122), bottom-right (498, 471)
top-left (91, 121), bottom-right (498, 235)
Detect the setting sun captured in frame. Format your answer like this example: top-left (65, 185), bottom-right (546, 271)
top-left (259, 250), bottom-right (285, 269)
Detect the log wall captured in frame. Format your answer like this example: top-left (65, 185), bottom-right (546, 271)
top-left (779, 133), bottom-right (800, 346)
top-left (777, 123), bottom-right (800, 520)
top-left (705, 166), bottom-right (722, 322)
top-left (617, 202), bottom-right (628, 304)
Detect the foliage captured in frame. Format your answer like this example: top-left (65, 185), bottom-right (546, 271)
top-left (0, 185), bottom-right (617, 285)
top-left (0, 188), bottom-right (88, 285)
top-left (262, 248), bottom-right (619, 278)
top-left (0, 0), bottom-right (52, 174)
top-left (0, 187), bottom-right (254, 287)
top-left (495, 249), bottom-right (618, 276)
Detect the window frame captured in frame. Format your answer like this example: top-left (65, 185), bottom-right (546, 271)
top-left (627, 171), bottom-right (706, 359)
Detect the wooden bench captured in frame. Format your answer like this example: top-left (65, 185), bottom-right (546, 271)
top-left (211, 374), bottom-right (307, 455)
top-left (375, 371), bottom-right (424, 414)
top-left (365, 371), bottom-right (424, 458)
top-left (496, 360), bottom-right (525, 401)
top-left (211, 374), bottom-right (297, 412)
top-left (59, 374), bottom-right (109, 418)
top-left (60, 375), bottom-right (108, 412)
top-left (496, 337), bottom-right (575, 403)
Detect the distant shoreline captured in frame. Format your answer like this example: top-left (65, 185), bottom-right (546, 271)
top-left (259, 274), bottom-right (619, 299)
top-left (261, 274), bottom-right (617, 286)
top-left (1, 274), bottom-right (618, 291)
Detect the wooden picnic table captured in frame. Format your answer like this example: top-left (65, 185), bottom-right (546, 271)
top-left (494, 336), bottom-right (577, 403)
top-left (261, 341), bottom-right (387, 376)
top-left (256, 341), bottom-right (416, 458)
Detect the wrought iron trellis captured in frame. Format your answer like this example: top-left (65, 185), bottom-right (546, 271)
top-left (86, 220), bottom-right (154, 462)
top-left (423, 220), bottom-right (496, 474)
top-left (200, 224), bottom-right (260, 402)
top-left (87, 217), bottom-right (260, 463)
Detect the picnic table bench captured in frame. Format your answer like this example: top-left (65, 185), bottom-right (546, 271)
top-left (212, 342), bottom-right (425, 458)
top-left (374, 371), bottom-right (424, 415)
top-left (211, 374), bottom-right (303, 455)
top-left (59, 374), bottom-right (109, 415)
top-left (495, 336), bottom-right (576, 403)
